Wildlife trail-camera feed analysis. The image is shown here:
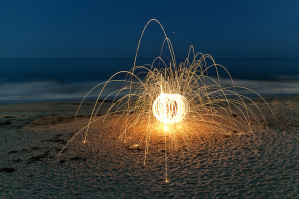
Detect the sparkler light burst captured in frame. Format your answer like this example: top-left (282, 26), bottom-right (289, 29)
top-left (60, 19), bottom-right (272, 182)
top-left (153, 93), bottom-right (189, 124)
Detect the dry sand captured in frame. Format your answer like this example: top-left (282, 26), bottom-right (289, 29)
top-left (0, 97), bottom-right (298, 198)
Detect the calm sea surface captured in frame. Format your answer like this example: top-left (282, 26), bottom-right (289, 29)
top-left (0, 58), bottom-right (298, 103)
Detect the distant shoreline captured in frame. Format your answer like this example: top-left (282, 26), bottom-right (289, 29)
top-left (0, 93), bottom-right (298, 105)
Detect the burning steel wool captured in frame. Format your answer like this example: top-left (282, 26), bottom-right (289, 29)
top-left (59, 19), bottom-right (272, 182)
top-left (153, 93), bottom-right (189, 124)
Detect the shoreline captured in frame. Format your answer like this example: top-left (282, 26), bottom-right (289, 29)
top-left (1, 93), bottom-right (298, 104)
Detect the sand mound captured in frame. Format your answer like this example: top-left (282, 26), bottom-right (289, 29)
top-left (0, 97), bottom-right (298, 198)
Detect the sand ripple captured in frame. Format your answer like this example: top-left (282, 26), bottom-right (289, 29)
top-left (0, 98), bottom-right (298, 198)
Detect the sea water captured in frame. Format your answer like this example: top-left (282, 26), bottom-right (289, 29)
top-left (0, 58), bottom-right (298, 103)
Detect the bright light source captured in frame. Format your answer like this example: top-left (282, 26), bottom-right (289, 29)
top-left (153, 93), bottom-right (189, 124)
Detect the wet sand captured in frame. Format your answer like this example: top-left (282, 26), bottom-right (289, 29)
top-left (0, 97), bottom-right (298, 198)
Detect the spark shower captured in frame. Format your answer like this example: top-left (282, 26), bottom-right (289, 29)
top-left (59, 19), bottom-right (271, 182)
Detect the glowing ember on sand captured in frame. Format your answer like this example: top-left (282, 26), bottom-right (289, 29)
top-left (59, 19), bottom-right (273, 182)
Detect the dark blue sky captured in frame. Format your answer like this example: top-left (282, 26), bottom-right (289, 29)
top-left (0, 0), bottom-right (298, 58)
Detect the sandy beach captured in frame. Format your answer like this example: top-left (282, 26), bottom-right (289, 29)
top-left (0, 96), bottom-right (298, 198)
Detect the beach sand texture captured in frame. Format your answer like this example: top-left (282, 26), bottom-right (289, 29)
top-left (0, 97), bottom-right (298, 198)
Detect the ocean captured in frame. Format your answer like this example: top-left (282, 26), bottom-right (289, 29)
top-left (0, 58), bottom-right (299, 103)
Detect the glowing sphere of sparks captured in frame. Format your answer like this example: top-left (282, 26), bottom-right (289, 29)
top-left (153, 93), bottom-right (189, 124)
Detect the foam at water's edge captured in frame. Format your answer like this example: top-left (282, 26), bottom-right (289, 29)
top-left (1, 78), bottom-right (299, 103)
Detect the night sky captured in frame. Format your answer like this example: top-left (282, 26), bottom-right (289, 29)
top-left (0, 0), bottom-right (299, 58)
